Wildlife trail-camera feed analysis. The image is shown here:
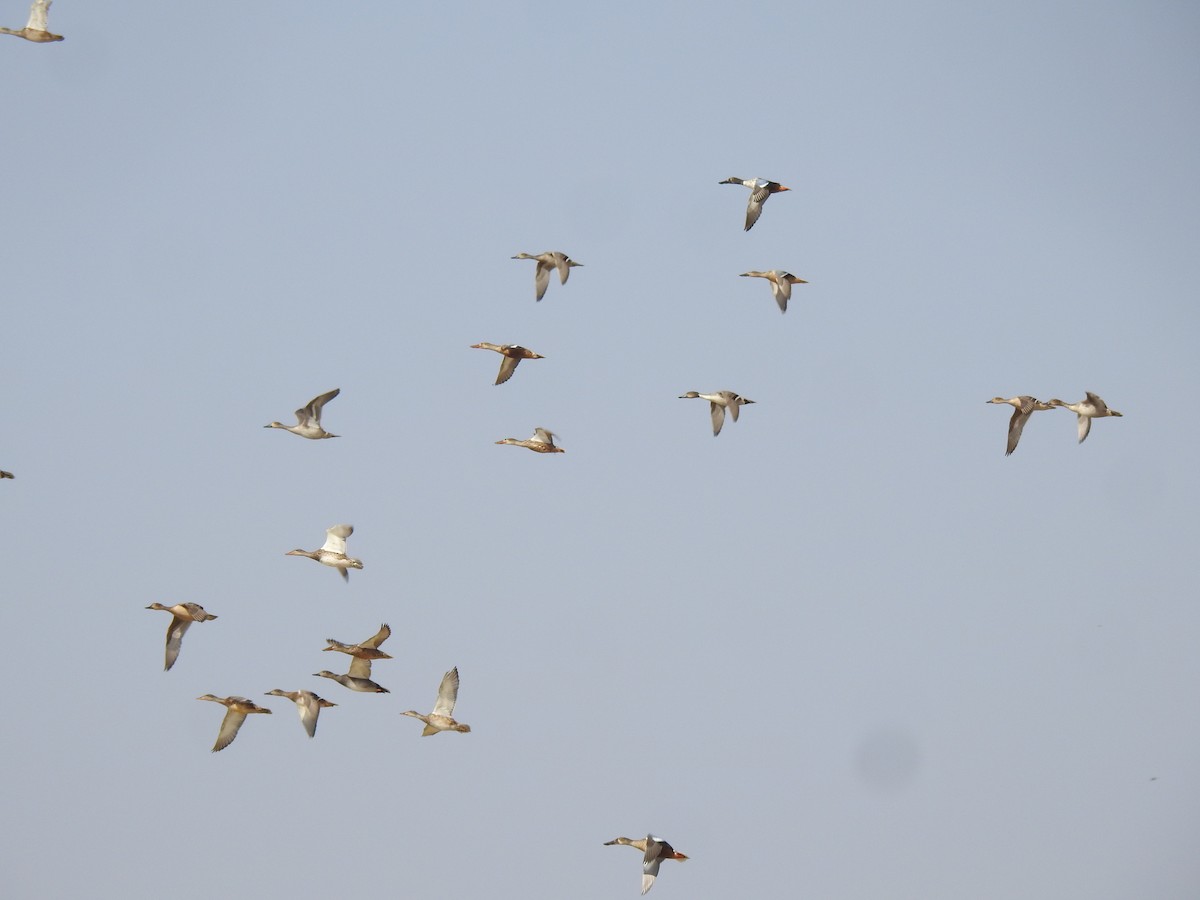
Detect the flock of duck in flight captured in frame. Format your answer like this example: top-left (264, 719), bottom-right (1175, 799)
top-left (3, 2), bottom-right (1126, 891)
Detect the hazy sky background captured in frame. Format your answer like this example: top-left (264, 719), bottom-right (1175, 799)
top-left (3, 2), bottom-right (1199, 898)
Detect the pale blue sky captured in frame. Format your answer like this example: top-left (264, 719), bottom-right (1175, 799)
top-left (3, 2), bottom-right (1199, 898)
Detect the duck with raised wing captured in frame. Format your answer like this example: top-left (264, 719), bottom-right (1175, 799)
top-left (401, 667), bottom-right (471, 735)
top-left (314, 648), bottom-right (390, 693)
top-left (323, 623), bottom-right (392, 660)
top-left (146, 602), bottom-right (218, 671)
top-left (0, 0), bottom-right (63, 42)
top-left (470, 343), bottom-right (544, 385)
top-left (604, 835), bottom-right (689, 895)
top-left (264, 388), bottom-right (340, 439)
top-left (286, 524), bottom-right (362, 581)
top-left (987, 396), bottom-right (1055, 456)
top-left (494, 426), bottom-right (564, 454)
top-left (264, 689), bottom-right (337, 738)
top-left (1047, 392), bottom-right (1123, 444)
top-left (196, 695), bottom-right (272, 752)
top-left (678, 391), bottom-right (755, 436)
top-left (512, 251), bottom-right (583, 301)
top-left (719, 177), bottom-right (790, 231)
top-left (740, 270), bottom-right (808, 313)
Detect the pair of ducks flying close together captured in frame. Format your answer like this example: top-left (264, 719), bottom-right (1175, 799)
top-left (988, 392), bottom-right (1123, 455)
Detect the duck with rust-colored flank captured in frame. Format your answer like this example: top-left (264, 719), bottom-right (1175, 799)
top-left (1, 1), bottom-right (63, 42)
top-left (739, 270), bottom-right (808, 313)
top-left (719, 177), bottom-right (790, 231)
top-left (264, 689), bottom-right (337, 739)
top-left (987, 396), bottom-right (1055, 456)
top-left (495, 427), bottom-right (564, 454)
top-left (512, 251), bottom-right (583, 301)
top-left (1047, 392), bottom-right (1124, 444)
top-left (678, 391), bottom-right (755, 437)
top-left (603, 835), bottom-right (689, 895)
top-left (264, 388), bottom-right (340, 439)
top-left (470, 343), bottom-right (544, 385)
top-left (286, 524), bottom-right (362, 582)
top-left (401, 667), bottom-right (471, 736)
top-left (145, 602), bottom-right (218, 671)
top-left (196, 695), bottom-right (271, 752)
top-left (323, 623), bottom-right (392, 660)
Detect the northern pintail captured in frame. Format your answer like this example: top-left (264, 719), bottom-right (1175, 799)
top-left (264, 388), bottom-right (340, 439)
top-left (987, 396), bottom-right (1055, 456)
top-left (678, 391), bottom-right (755, 436)
top-left (264, 689), bottom-right (337, 738)
top-left (324, 623), bottom-right (392, 660)
top-left (719, 177), bottom-right (790, 231)
top-left (0, 0), bottom-right (63, 42)
top-left (286, 524), bottom-right (363, 581)
top-left (470, 343), bottom-right (544, 385)
top-left (314, 649), bottom-right (390, 693)
top-left (401, 667), bottom-right (471, 735)
top-left (1047, 392), bottom-right (1124, 444)
top-left (196, 695), bottom-right (272, 752)
top-left (740, 270), bottom-right (808, 313)
top-left (494, 427), bottom-right (564, 453)
top-left (146, 602), bottom-right (218, 671)
top-left (512, 251), bottom-right (583, 301)
top-left (603, 835), bottom-right (689, 895)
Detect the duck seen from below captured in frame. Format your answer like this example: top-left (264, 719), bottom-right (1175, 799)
top-left (1, 0), bottom-right (63, 42)
top-left (264, 689), bottom-right (337, 738)
top-left (987, 396), bottom-right (1055, 456)
top-left (145, 602), bottom-right (218, 671)
top-left (196, 695), bottom-right (272, 752)
top-left (1047, 392), bottom-right (1124, 444)
top-left (324, 623), bottom-right (392, 660)
top-left (719, 177), bottom-right (790, 231)
top-left (495, 426), bottom-right (564, 454)
top-left (285, 524), bottom-right (362, 582)
top-left (678, 391), bottom-right (755, 436)
top-left (740, 270), bottom-right (808, 313)
top-left (512, 251), bottom-right (583, 301)
top-left (401, 667), bottom-right (471, 735)
top-left (470, 343), bottom-right (544, 385)
top-left (264, 388), bottom-right (340, 439)
top-left (603, 834), bottom-right (689, 895)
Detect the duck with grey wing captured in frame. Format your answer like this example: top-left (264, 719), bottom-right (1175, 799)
top-left (719, 177), bottom-right (790, 231)
top-left (678, 391), bottom-right (755, 436)
top-left (740, 270), bottom-right (808, 313)
top-left (401, 667), bottom-right (471, 735)
top-left (470, 343), bottom-right (544, 385)
top-left (286, 524), bottom-right (363, 581)
top-left (146, 602), bottom-right (218, 671)
top-left (196, 695), bottom-right (271, 752)
top-left (323, 623), bottom-right (393, 660)
top-left (264, 388), bottom-right (340, 439)
top-left (987, 396), bottom-right (1055, 456)
top-left (512, 251), bottom-right (583, 301)
top-left (314, 645), bottom-right (390, 693)
top-left (603, 835), bottom-right (689, 895)
top-left (1046, 392), bottom-right (1123, 444)
top-left (264, 690), bottom-right (337, 738)
top-left (494, 426), bottom-right (564, 454)
top-left (0, 0), bottom-right (63, 42)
